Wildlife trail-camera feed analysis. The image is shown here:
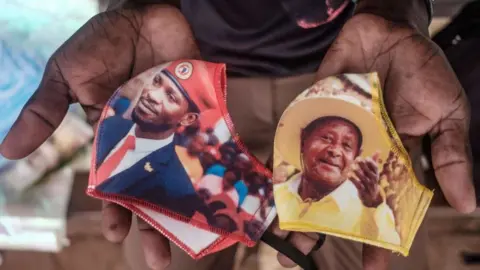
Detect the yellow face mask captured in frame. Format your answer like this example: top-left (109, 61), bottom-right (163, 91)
top-left (272, 73), bottom-right (433, 256)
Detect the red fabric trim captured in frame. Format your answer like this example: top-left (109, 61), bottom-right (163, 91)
top-left (86, 188), bottom-right (254, 244)
top-left (211, 64), bottom-right (277, 234)
top-left (212, 64), bottom-right (273, 180)
top-left (86, 189), bottom-right (242, 259)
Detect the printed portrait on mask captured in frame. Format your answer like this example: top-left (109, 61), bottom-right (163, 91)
top-left (273, 73), bottom-right (433, 256)
top-left (88, 60), bottom-right (276, 258)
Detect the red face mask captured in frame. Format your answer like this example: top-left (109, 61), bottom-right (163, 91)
top-left (87, 60), bottom-right (277, 259)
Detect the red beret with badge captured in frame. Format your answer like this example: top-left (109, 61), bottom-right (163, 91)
top-left (162, 60), bottom-right (219, 113)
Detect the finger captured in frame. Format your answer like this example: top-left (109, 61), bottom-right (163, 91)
top-left (270, 218), bottom-right (290, 239)
top-left (354, 166), bottom-right (368, 185)
top-left (350, 176), bottom-right (366, 192)
top-left (363, 245), bottom-right (391, 270)
top-left (270, 219), bottom-right (292, 266)
top-left (102, 201), bottom-right (132, 243)
top-left (388, 151), bottom-right (395, 161)
top-left (354, 168), bottom-right (375, 195)
top-left (0, 60), bottom-right (71, 159)
top-left (392, 157), bottom-right (398, 169)
top-left (316, 37), bottom-right (350, 80)
top-left (400, 163), bottom-right (408, 174)
top-left (380, 161), bottom-right (390, 177)
top-left (360, 159), bottom-right (378, 180)
top-left (273, 166), bottom-right (289, 183)
top-left (430, 115), bottom-right (476, 213)
top-left (137, 217), bottom-right (172, 270)
top-left (385, 151), bottom-right (394, 167)
top-left (277, 232), bottom-right (319, 268)
top-left (365, 157), bottom-right (379, 174)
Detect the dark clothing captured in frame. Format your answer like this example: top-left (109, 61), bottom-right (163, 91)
top-left (181, 0), bottom-right (354, 77)
top-left (95, 116), bottom-right (212, 219)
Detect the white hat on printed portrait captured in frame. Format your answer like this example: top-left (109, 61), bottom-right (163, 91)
top-left (274, 76), bottom-right (390, 170)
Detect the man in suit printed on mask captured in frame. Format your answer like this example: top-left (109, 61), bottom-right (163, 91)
top-left (95, 60), bottom-right (218, 221)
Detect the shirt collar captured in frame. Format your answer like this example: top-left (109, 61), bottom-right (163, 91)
top-left (287, 173), bottom-right (357, 212)
top-left (129, 124), bottom-right (175, 152)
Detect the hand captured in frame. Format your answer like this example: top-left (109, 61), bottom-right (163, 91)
top-left (380, 151), bottom-right (411, 235)
top-left (270, 219), bottom-right (326, 268)
top-left (1, 5), bottom-right (199, 270)
top-left (316, 12), bottom-right (476, 270)
top-left (271, 165), bottom-right (327, 266)
top-left (381, 151), bottom-right (409, 191)
top-left (272, 163), bottom-right (290, 184)
top-left (349, 156), bottom-right (383, 208)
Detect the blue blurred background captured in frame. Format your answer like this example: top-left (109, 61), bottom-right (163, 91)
top-left (0, 0), bottom-right (99, 167)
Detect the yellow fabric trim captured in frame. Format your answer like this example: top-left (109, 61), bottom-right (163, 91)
top-left (273, 73), bottom-right (434, 256)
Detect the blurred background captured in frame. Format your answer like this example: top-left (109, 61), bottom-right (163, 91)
top-left (0, 0), bottom-right (479, 269)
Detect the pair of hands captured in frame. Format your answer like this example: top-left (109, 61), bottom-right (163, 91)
top-left (0, 4), bottom-right (476, 270)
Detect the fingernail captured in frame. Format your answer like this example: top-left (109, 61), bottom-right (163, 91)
top-left (109, 223), bottom-right (118, 231)
top-left (458, 201), bottom-right (477, 214)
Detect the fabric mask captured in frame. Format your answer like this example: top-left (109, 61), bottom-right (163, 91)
top-left (87, 60), bottom-right (277, 259)
top-left (273, 73), bottom-right (433, 256)
top-left (280, 0), bottom-right (351, 28)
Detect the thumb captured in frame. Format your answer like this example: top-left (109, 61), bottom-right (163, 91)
top-left (363, 245), bottom-right (390, 270)
top-left (0, 59), bottom-right (72, 159)
top-left (316, 39), bottom-right (350, 80)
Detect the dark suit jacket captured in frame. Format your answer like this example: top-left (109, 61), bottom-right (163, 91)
top-left (95, 116), bottom-right (212, 219)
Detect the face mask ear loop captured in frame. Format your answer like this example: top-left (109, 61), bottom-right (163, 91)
top-left (260, 230), bottom-right (318, 270)
top-left (263, 131), bottom-right (320, 270)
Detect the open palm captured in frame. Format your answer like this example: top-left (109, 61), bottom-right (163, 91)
top-left (316, 13), bottom-right (476, 269)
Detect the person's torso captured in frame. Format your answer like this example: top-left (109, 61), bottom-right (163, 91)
top-left (274, 177), bottom-right (363, 231)
top-left (109, 131), bottom-right (175, 178)
top-left (97, 118), bottom-right (197, 197)
top-left (175, 145), bottom-right (205, 182)
top-left (274, 176), bottom-right (401, 244)
top-left (196, 174), bottom-right (224, 195)
top-left (181, 0), bottom-right (354, 77)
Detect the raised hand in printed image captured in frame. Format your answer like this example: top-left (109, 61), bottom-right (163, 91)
top-left (94, 61), bottom-right (218, 221)
top-left (274, 95), bottom-right (401, 245)
top-left (380, 151), bottom-right (413, 243)
top-left (274, 74), bottom-right (435, 255)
